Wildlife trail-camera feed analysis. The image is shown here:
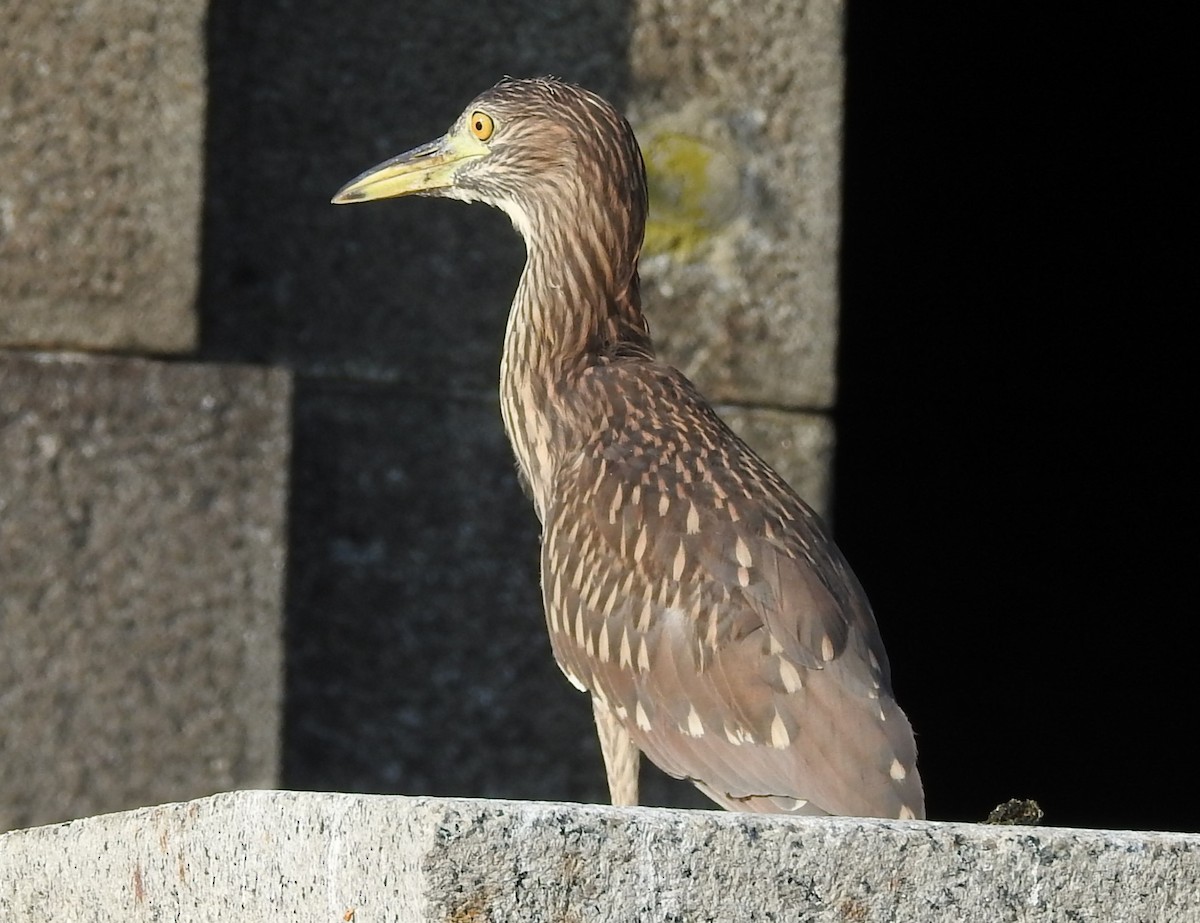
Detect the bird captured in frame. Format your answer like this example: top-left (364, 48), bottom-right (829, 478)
top-left (332, 76), bottom-right (924, 819)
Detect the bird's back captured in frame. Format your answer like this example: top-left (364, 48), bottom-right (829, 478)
top-left (540, 357), bottom-right (924, 818)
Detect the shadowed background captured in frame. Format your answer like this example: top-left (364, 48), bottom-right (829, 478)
top-left (837, 6), bottom-right (1193, 833)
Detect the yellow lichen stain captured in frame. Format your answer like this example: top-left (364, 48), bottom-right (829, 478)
top-left (641, 131), bottom-right (739, 260)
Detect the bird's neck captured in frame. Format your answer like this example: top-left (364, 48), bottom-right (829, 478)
top-left (499, 200), bottom-right (652, 520)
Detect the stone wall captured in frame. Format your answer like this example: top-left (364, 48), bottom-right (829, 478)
top-left (2, 0), bottom-right (845, 827)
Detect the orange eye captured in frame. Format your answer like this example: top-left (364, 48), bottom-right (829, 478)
top-left (469, 111), bottom-right (495, 141)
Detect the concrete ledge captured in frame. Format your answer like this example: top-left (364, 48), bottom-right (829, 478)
top-left (2, 792), bottom-right (1197, 921)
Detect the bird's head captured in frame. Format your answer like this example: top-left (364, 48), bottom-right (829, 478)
top-left (333, 77), bottom-right (648, 253)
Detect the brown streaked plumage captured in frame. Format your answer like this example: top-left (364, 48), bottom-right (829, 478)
top-left (333, 77), bottom-right (924, 819)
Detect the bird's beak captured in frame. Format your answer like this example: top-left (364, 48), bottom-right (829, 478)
top-left (331, 131), bottom-right (489, 204)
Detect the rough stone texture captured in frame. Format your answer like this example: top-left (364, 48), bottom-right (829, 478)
top-left (0, 1), bottom-right (204, 352)
top-left (630, 0), bottom-right (845, 408)
top-left (197, 0), bottom-right (847, 808)
top-left (3, 792), bottom-right (1198, 921)
top-left (0, 353), bottom-right (289, 833)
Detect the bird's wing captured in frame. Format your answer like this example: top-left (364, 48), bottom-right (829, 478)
top-left (541, 362), bottom-right (923, 818)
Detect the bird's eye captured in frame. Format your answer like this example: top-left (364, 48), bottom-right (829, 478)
top-left (469, 111), bottom-right (495, 141)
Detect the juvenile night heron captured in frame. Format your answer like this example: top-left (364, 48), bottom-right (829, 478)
top-left (333, 77), bottom-right (924, 819)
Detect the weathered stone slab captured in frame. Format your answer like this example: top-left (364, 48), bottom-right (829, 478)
top-left (2, 791), bottom-right (1197, 921)
top-left (0, 1), bottom-right (204, 352)
top-left (0, 353), bottom-right (289, 832)
top-left (629, 0), bottom-right (844, 408)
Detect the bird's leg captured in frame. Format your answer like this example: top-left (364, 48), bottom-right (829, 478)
top-left (591, 695), bottom-right (640, 806)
